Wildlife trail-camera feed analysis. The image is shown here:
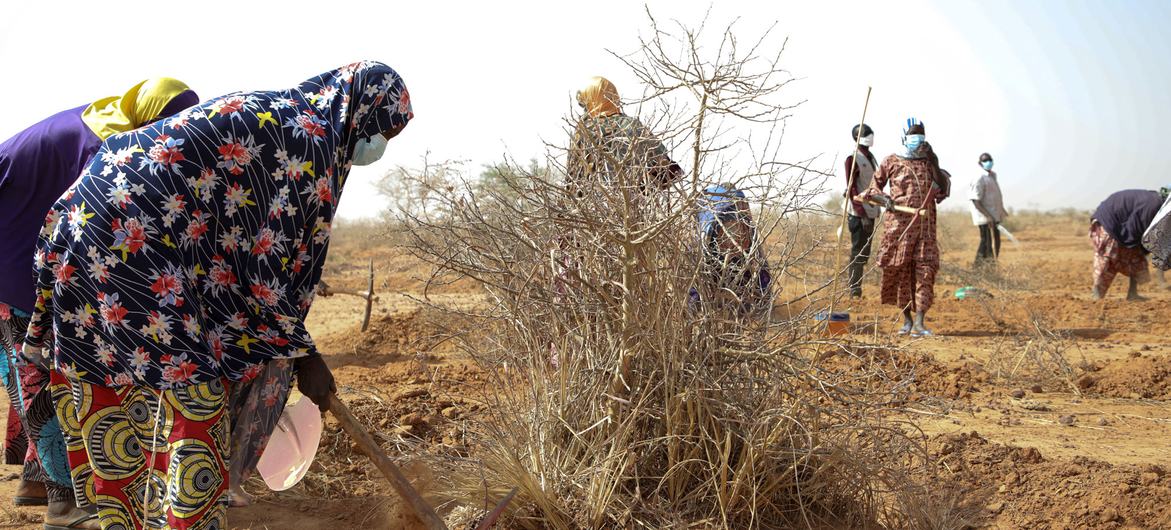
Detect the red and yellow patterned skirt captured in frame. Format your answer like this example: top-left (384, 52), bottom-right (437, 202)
top-left (50, 372), bottom-right (229, 530)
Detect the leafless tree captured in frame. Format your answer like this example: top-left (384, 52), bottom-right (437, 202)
top-left (375, 152), bottom-right (467, 222)
top-left (398, 10), bottom-right (951, 530)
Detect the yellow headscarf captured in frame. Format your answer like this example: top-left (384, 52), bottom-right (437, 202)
top-left (81, 77), bottom-right (194, 139)
top-left (576, 76), bottom-right (622, 118)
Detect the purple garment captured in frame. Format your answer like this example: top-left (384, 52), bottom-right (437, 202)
top-left (0, 105), bottom-right (101, 313)
top-left (157, 90), bottom-right (199, 122)
top-left (1093, 189), bottom-right (1164, 249)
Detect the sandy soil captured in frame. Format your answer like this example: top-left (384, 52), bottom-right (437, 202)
top-left (1, 213), bottom-right (1169, 529)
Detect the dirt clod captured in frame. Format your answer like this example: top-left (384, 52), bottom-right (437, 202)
top-left (396, 387), bottom-right (429, 400)
top-left (400, 412), bottom-right (426, 426)
top-left (1018, 399), bottom-right (1051, 411)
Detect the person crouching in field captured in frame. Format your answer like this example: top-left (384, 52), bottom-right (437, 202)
top-left (690, 184), bottom-right (773, 318)
top-left (862, 118), bottom-right (950, 337)
top-left (970, 152), bottom-right (1007, 267)
top-left (1089, 188), bottom-right (1167, 300)
top-left (23, 61), bottom-right (412, 529)
top-left (567, 76), bottom-right (683, 193)
top-left (843, 124), bottom-right (880, 298)
top-left (550, 76), bottom-right (684, 367)
top-left (558, 76), bottom-right (683, 293)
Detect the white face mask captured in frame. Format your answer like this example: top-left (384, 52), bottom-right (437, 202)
top-left (858, 134), bottom-right (874, 147)
top-left (351, 134), bottom-right (388, 166)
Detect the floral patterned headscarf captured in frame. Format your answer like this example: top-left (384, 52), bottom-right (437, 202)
top-left (27, 61), bottom-right (412, 389)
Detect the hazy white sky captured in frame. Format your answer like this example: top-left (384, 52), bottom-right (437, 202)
top-left (2, 0), bottom-right (1169, 218)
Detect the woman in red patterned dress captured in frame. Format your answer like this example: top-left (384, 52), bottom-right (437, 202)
top-left (863, 119), bottom-right (949, 337)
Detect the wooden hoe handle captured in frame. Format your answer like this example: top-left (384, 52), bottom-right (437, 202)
top-left (327, 393), bottom-right (448, 530)
top-left (854, 195), bottom-right (926, 216)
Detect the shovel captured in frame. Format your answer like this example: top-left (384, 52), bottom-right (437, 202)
top-left (327, 394), bottom-right (519, 529)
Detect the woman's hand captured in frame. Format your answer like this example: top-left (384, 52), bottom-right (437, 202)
top-left (295, 355), bottom-right (336, 412)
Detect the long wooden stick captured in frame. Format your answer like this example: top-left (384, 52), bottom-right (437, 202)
top-left (827, 87), bottom-right (873, 317)
top-left (834, 86), bottom-right (873, 246)
top-left (327, 394), bottom-right (448, 530)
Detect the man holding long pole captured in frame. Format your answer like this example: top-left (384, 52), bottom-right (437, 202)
top-left (843, 124), bottom-right (880, 298)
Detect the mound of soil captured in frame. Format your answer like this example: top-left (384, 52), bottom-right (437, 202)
top-left (318, 309), bottom-right (442, 358)
top-left (912, 358), bottom-right (989, 401)
top-left (937, 431), bottom-right (1171, 528)
top-left (832, 348), bottom-right (990, 401)
top-left (1077, 354), bottom-right (1171, 400)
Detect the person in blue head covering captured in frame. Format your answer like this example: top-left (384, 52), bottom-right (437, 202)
top-left (861, 118), bottom-right (950, 337)
top-left (690, 184), bottom-right (773, 317)
top-left (23, 61), bottom-right (412, 529)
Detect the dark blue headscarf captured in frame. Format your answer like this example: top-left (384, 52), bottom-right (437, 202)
top-left (1094, 189), bottom-right (1164, 249)
top-left (27, 61), bottom-right (412, 389)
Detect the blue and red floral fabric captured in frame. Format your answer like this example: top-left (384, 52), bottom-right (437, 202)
top-left (26, 61), bottom-right (412, 389)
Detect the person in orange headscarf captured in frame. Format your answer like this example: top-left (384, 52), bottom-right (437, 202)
top-left (567, 76), bottom-right (682, 191)
top-left (550, 77), bottom-right (684, 371)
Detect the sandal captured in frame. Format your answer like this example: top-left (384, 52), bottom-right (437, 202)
top-left (911, 328), bottom-right (934, 338)
top-left (896, 323), bottom-right (912, 335)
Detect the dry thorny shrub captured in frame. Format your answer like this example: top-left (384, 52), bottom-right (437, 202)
top-left (396, 11), bottom-right (960, 530)
top-left (940, 262), bottom-right (1085, 394)
top-left (980, 307), bottom-right (1085, 395)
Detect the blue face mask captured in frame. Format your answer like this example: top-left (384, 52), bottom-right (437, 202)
top-left (352, 134), bottom-right (388, 166)
top-left (981, 160), bottom-right (994, 171)
top-left (903, 134), bottom-right (925, 151)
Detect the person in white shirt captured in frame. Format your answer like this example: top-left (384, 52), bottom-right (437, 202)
top-left (843, 123), bottom-right (880, 297)
top-left (969, 152), bottom-right (1007, 267)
